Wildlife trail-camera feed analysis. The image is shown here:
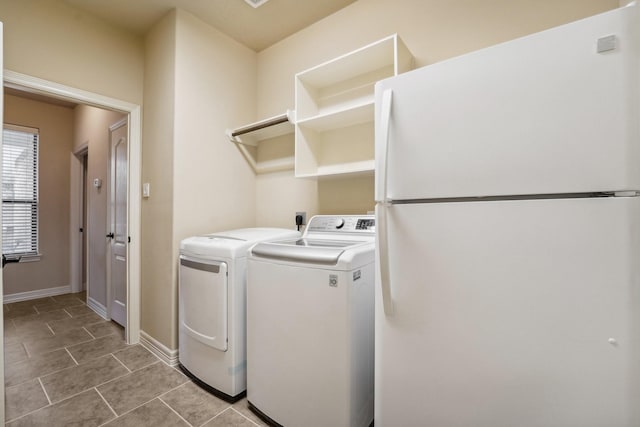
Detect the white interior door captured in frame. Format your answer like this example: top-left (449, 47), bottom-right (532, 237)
top-left (108, 118), bottom-right (128, 327)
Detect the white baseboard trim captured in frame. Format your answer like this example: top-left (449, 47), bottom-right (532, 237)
top-left (87, 297), bottom-right (108, 320)
top-left (140, 330), bottom-right (179, 367)
top-left (4, 285), bottom-right (72, 303)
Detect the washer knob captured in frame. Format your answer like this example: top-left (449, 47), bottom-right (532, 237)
top-left (336, 218), bottom-right (345, 229)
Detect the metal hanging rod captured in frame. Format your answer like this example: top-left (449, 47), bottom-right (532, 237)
top-left (231, 113), bottom-right (290, 137)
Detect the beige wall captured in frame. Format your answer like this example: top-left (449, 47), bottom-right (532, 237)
top-left (0, 0), bottom-right (144, 105)
top-left (141, 10), bottom-right (177, 348)
top-left (254, 0), bottom-right (619, 227)
top-left (3, 94), bottom-right (73, 295)
top-left (141, 9), bottom-right (257, 349)
top-left (173, 9), bottom-right (257, 242)
top-left (73, 105), bottom-right (125, 308)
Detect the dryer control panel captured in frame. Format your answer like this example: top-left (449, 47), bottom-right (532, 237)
top-left (306, 215), bottom-right (375, 234)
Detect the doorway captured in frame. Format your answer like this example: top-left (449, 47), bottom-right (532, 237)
top-left (71, 147), bottom-right (89, 296)
top-left (4, 70), bottom-right (141, 345)
top-left (82, 152), bottom-right (88, 292)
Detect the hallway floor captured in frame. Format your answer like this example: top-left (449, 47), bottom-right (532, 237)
top-left (3, 293), bottom-right (267, 426)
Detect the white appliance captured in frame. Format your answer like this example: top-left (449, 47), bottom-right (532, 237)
top-left (247, 215), bottom-right (376, 427)
top-left (178, 227), bottom-right (300, 402)
top-left (374, 3), bottom-right (640, 426)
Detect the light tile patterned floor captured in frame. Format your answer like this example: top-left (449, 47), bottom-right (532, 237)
top-left (3, 293), bottom-right (267, 426)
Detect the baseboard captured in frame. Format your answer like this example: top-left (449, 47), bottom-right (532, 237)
top-left (140, 330), bottom-right (179, 367)
top-left (87, 297), bottom-right (108, 320)
top-left (3, 285), bottom-right (72, 303)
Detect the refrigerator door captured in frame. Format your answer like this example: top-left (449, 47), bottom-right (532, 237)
top-left (375, 196), bottom-right (640, 427)
top-left (375, 4), bottom-right (639, 202)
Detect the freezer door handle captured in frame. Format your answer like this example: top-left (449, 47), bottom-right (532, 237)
top-left (376, 203), bottom-right (393, 315)
top-left (375, 88), bottom-right (393, 203)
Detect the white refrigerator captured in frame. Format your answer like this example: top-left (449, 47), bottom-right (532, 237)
top-left (374, 3), bottom-right (640, 427)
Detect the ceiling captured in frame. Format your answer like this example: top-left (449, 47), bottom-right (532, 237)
top-left (63, 0), bottom-right (357, 52)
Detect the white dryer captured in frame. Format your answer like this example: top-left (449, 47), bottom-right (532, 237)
top-left (178, 227), bottom-right (300, 402)
top-left (247, 215), bottom-right (376, 427)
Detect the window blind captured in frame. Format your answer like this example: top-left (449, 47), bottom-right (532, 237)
top-left (2, 125), bottom-right (39, 257)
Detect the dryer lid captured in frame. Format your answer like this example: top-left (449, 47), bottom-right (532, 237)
top-left (180, 228), bottom-right (300, 259)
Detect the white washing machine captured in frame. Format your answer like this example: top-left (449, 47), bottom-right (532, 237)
top-left (247, 215), bottom-right (375, 427)
top-left (178, 227), bottom-right (300, 402)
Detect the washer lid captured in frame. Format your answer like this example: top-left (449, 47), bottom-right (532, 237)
top-left (250, 238), bottom-right (372, 266)
top-left (180, 227), bottom-right (300, 259)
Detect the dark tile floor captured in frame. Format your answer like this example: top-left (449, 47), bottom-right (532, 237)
top-left (3, 292), bottom-right (266, 426)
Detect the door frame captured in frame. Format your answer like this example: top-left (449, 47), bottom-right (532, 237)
top-left (70, 144), bottom-right (88, 296)
top-left (4, 70), bottom-right (142, 345)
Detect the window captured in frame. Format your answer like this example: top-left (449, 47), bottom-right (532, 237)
top-left (2, 125), bottom-right (39, 258)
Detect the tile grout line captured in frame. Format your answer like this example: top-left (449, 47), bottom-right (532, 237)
top-left (157, 397), bottom-right (194, 426)
top-left (65, 347), bottom-right (81, 365)
top-left (110, 352), bottom-right (132, 373)
top-left (230, 407), bottom-right (263, 427)
top-left (5, 357), bottom-right (74, 390)
top-left (197, 408), bottom-right (226, 427)
top-left (5, 354), bottom-right (136, 403)
top-left (7, 341), bottom-right (115, 389)
top-left (25, 335), bottom-right (95, 360)
top-left (4, 398), bottom-right (49, 424)
top-left (198, 406), bottom-right (262, 427)
top-left (83, 326), bottom-right (96, 340)
top-left (38, 377), bottom-right (53, 405)
top-left (199, 406), bottom-right (233, 426)
top-left (23, 341), bottom-right (32, 359)
top-left (100, 376), bottom-right (189, 423)
top-left (95, 387), bottom-right (119, 419)
top-left (157, 376), bottom-right (191, 400)
top-left (40, 364), bottom-right (133, 407)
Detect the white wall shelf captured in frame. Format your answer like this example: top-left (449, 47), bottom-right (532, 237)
top-left (294, 34), bottom-right (412, 178)
top-left (227, 110), bottom-right (295, 174)
top-left (296, 100), bottom-right (373, 132)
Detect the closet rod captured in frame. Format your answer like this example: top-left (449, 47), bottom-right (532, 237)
top-left (231, 114), bottom-right (289, 137)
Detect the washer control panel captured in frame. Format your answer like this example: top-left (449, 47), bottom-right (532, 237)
top-left (306, 215), bottom-right (375, 234)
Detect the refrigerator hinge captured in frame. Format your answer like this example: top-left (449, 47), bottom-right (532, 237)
top-left (613, 191), bottom-right (640, 197)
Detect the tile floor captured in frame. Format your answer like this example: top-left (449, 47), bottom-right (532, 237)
top-left (3, 292), bottom-right (267, 426)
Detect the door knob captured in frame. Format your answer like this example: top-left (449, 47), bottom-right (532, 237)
top-left (106, 232), bottom-right (114, 239)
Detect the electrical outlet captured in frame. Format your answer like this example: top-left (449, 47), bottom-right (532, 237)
top-left (295, 211), bottom-right (307, 226)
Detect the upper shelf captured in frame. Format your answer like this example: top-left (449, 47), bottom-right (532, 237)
top-left (294, 34), bottom-right (413, 178)
top-left (227, 110), bottom-right (295, 147)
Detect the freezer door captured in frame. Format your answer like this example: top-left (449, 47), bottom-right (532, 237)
top-left (375, 5), bottom-right (639, 201)
top-left (375, 197), bottom-right (640, 427)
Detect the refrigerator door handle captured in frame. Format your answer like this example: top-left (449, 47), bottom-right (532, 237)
top-left (376, 203), bottom-right (393, 315)
top-left (375, 88), bottom-right (393, 203)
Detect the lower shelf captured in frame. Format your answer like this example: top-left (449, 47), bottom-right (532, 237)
top-left (295, 159), bottom-right (374, 178)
